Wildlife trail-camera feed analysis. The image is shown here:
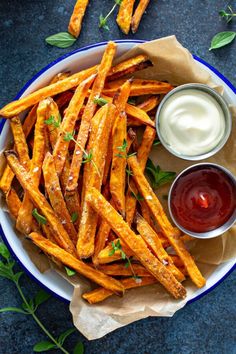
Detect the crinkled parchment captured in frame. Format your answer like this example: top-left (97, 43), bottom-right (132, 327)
top-left (1, 36), bottom-right (235, 340)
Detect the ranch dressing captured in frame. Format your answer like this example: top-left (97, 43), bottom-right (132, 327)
top-left (159, 89), bottom-right (225, 156)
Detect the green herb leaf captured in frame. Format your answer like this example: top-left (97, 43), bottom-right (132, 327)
top-left (94, 96), bottom-right (108, 106)
top-left (65, 266), bottom-right (76, 277)
top-left (73, 342), bottom-right (84, 354)
top-left (153, 138), bottom-right (161, 146)
top-left (58, 328), bottom-right (76, 345)
top-left (34, 289), bottom-right (50, 309)
top-left (71, 212), bottom-right (78, 223)
top-left (117, 139), bottom-right (128, 152)
top-left (63, 131), bottom-right (75, 142)
top-left (126, 167), bottom-right (133, 176)
top-left (115, 0), bottom-right (122, 4)
top-left (99, 15), bottom-right (109, 30)
top-left (145, 159), bottom-right (176, 189)
top-left (0, 243), bottom-right (10, 260)
top-left (45, 32), bottom-right (76, 49)
top-left (209, 31), bottom-right (236, 50)
top-left (82, 150), bottom-right (93, 164)
top-left (32, 209), bottom-right (47, 225)
top-left (33, 341), bottom-right (56, 352)
top-left (0, 307), bottom-right (28, 314)
top-left (13, 271), bottom-right (23, 283)
top-left (219, 6), bottom-right (236, 23)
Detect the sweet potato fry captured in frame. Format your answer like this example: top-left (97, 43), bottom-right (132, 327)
top-left (16, 99), bottom-right (48, 234)
top-left (128, 156), bottom-right (206, 288)
top-left (66, 42), bottom-right (117, 192)
top-left (0, 66), bottom-right (97, 118)
top-left (0, 165), bottom-right (15, 194)
top-left (68, 0), bottom-right (89, 38)
top-left (137, 96), bottom-right (160, 112)
top-left (10, 116), bottom-right (31, 171)
top-left (86, 188), bottom-right (186, 299)
top-left (102, 133), bottom-right (113, 186)
top-left (116, 0), bottom-right (136, 34)
top-left (44, 98), bottom-right (61, 149)
top-left (127, 104), bottom-right (155, 127)
top-left (107, 54), bottom-right (152, 81)
top-left (6, 188), bottom-right (21, 219)
top-left (110, 80), bottom-right (131, 217)
top-left (131, 0), bottom-right (150, 33)
top-left (83, 276), bottom-right (157, 304)
top-left (126, 126), bottom-right (156, 225)
top-left (135, 213), bottom-right (185, 282)
top-left (92, 198), bottom-right (117, 265)
top-left (77, 104), bottom-right (116, 258)
top-left (5, 151), bottom-right (77, 256)
top-left (29, 232), bottom-right (124, 295)
top-left (53, 74), bottom-right (96, 175)
top-left (60, 159), bottom-right (81, 231)
top-left (96, 263), bottom-right (151, 277)
top-left (43, 152), bottom-right (78, 245)
top-left (103, 79), bottom-right (173, 96)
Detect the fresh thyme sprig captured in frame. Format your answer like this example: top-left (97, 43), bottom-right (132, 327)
top-left (44, 115), bottom-right (100, 176)
top-left (145, 158), bottom-right (176, 190)
top-left (99, 0), bottom-right (123, 31)
top-left (115, 139), bottom-right (137, 159)
top-left (219, 5), bottom-right (236, 23)
top-left (109, 240), bottom-right (140, 280)
top-left (0, 242), bottom-right (83, 354)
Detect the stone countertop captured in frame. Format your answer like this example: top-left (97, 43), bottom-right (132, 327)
top-left (0, 1), bottom-right (235, 353)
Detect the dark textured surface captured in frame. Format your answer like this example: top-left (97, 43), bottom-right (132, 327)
top-left (0, 1), bottom-right (236, 353)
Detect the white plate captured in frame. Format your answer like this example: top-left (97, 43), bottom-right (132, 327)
top-left (0, 40), bottom-right (235, 303)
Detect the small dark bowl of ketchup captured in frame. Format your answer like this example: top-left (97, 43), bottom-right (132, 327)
top-left (168, 163), bottom-right (236, 238)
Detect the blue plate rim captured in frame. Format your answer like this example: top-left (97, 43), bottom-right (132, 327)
top-left (0, 39), bottom-right (235, 306)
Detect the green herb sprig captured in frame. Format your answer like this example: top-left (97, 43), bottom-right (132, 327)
top-left (45, 115), bottom-right (100, 175)
top-left (219, 6), bottom-right (236, 23)
top-left (115, 139), bottom-right (137, 159)
top-left (0, 242), bottom-right (83, 354)
top-left (99, 0), bottom-right (123, 31)
top-left (145, 158), bottom-right (176, 190)
top-left (109, 240), bottom-right (140, 280)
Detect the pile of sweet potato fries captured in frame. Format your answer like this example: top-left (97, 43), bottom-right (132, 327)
top-left (0, 42), bottom-right (206, 304)
top-left (68, 0), bottom-right (151, 38)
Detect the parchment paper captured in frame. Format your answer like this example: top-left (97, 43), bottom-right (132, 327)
top-left (1, 36), bottom-right (235, 340)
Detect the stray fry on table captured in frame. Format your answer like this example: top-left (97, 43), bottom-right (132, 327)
top-left (68, 0), bottom-right (90, 38)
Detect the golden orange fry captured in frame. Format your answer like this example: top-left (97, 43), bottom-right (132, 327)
top-left (131, 0), bottom-right (150, 33)
top-left (110, 80), bottom-right (131, 217)
top-left (68, 0), bottom-right (89, 38)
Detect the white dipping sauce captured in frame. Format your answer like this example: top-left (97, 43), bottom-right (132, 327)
top-left (159, 89), bottom-right (225, 156)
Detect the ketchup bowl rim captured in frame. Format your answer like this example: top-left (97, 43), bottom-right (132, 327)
top-left (156, 83), bottom-right (232, 161)
top-left (168, 163), bottom-right (236, 239)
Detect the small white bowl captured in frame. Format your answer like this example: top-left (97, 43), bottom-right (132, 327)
top-left (156, 83), bottom-right (232, 161)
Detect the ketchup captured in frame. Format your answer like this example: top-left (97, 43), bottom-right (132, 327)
top-left (170, 166), bottom-right (236, 233)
